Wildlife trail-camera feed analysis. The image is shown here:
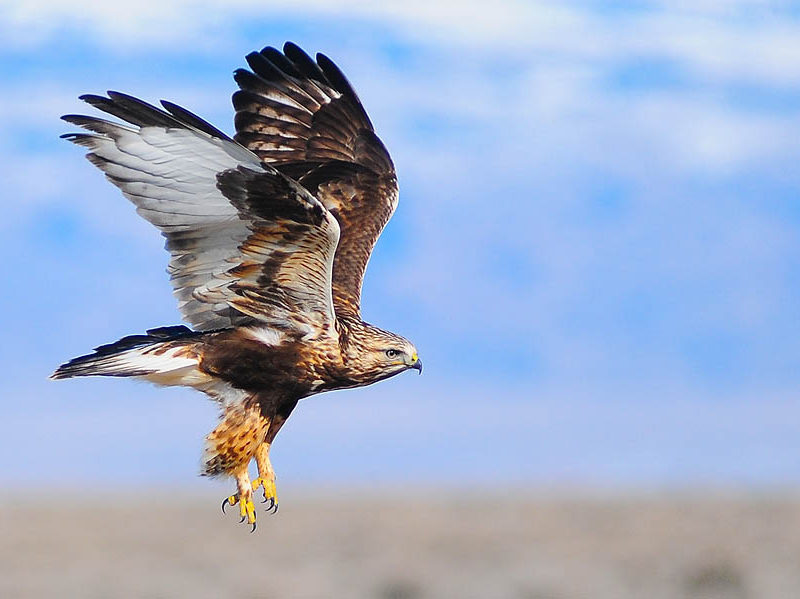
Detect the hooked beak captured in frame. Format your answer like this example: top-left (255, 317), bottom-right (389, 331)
top-left (411, 357), bottom-right (423, 375)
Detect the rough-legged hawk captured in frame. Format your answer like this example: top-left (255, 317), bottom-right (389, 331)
top-left (52, 42), bottom-right (422, 531)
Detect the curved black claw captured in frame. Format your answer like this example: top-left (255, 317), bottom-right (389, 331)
top-left (266, 501), bottom-right (279, 515)
top-left (221, 497), bottom-right (231, 514)
top-left (263, 497), bottom-right (274, 511)
top-left (250, 521), bottom-right (257, 533)
top-left (239, 515), bottom-right (246, 523)
top-left (261, 495), bottom-right (269, 503)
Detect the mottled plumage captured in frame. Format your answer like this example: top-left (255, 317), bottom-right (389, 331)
top-left (52, 43), bottom-right (421, 530)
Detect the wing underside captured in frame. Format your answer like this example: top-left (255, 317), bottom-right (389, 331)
top-left (62, 92), bottom-right (339, 333)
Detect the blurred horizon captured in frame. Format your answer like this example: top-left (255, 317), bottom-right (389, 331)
top-left (2, 1), bottom-right (799, 491)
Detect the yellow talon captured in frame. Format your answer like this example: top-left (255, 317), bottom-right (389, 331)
top-left (246, 499), bottom-right (256, 524)
top-left (265, 478), bottom-right (278, 502)
top-left (252, 475), bottom-right (278, 511)
top-left (222, 452), bottom-right (278, 528)
top-left (223, 469), bottom-right (261, 530)
top-left (254, 443), bottom-right (278, 512)
top-left (239, 497), bottom-right (255, 520)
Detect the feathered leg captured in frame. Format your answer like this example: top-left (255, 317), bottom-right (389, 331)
top-left (203, 398), bottom-right (270, 531)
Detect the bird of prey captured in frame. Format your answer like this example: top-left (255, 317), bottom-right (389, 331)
top-left (51, 42), bottom-right (422, 530)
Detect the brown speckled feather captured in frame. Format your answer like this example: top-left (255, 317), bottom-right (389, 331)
top-left (213, 166), bottom-right (340, 330)
top-left (232, 42), bottom-right (399, 317)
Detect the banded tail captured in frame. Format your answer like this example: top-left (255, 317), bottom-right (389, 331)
top-left (51, 325), bottom-right (203, 383)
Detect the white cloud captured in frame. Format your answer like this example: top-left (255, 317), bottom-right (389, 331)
top-left (4, 0), bottom-right (800, 86)
top-left (0, 0), bottom-right (571, 48)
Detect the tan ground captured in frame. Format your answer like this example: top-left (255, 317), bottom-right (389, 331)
top-left (1, 490), bottom-right (799, 599)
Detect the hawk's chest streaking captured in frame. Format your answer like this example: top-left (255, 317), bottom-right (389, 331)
top-left (51, 42), bottom-right (422, 531)
top-left (194, 325), bottom-right (357, 397)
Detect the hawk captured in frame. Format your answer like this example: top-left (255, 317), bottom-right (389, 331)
top-left (51, 42), bottom-right (422, 530)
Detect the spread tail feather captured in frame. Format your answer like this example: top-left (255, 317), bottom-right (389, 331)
top-left (51, 325), bottom-right (202, 381)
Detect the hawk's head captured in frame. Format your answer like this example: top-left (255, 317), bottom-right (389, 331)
top-left (348, 324), bottom-right (422, 384)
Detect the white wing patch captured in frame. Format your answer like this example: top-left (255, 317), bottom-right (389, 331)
top-left (63, 113), bottom-right (263, 331)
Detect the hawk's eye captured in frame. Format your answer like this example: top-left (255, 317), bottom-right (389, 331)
top-left (385, 349), bottom-right (401, 359)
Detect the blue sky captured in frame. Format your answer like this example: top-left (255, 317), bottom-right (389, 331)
top-left (1, 1), bottom-right (799, 491)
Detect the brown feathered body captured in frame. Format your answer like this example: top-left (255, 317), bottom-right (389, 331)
top-left (51, 43), bottom-right (421, 519)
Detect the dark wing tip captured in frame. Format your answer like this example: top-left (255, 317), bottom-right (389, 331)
top-left (59, 132), bottom-right (99, 147)
top-left (282, 41), bottom-right (304, 58)
top-left (244, 50), bottom-right (262, 64)
top-left (245, 51), bottom-right (283, 81)
top-left (50, 366), bottom-right (70, 380)
top-left (159, 99), bottom-right (233, 140)
top-left (282, 42), bottom-right (327, 84)
top-left (106, 91), bottom-right (172, 116)
top-left (105, 90), bottom-right (131, 100)
top-left (233, 68), bottom-right (258, 85)
top-left (260, 46), bottom-right (301, 78)
top-left (78, 91), bottom-right (181, 129)
top-left (316, 52), bottom-right (358, 99)
top-left (78, 93), bottom-right (111, 109)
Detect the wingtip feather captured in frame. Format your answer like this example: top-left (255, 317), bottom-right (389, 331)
top-left (78, 93), bottom-right (105, 102)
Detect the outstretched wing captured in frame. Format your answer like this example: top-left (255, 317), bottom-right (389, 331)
top-left (232, 42), bottom-right (398, 318)
top-left (62, 92), bottom-right (339, 334)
